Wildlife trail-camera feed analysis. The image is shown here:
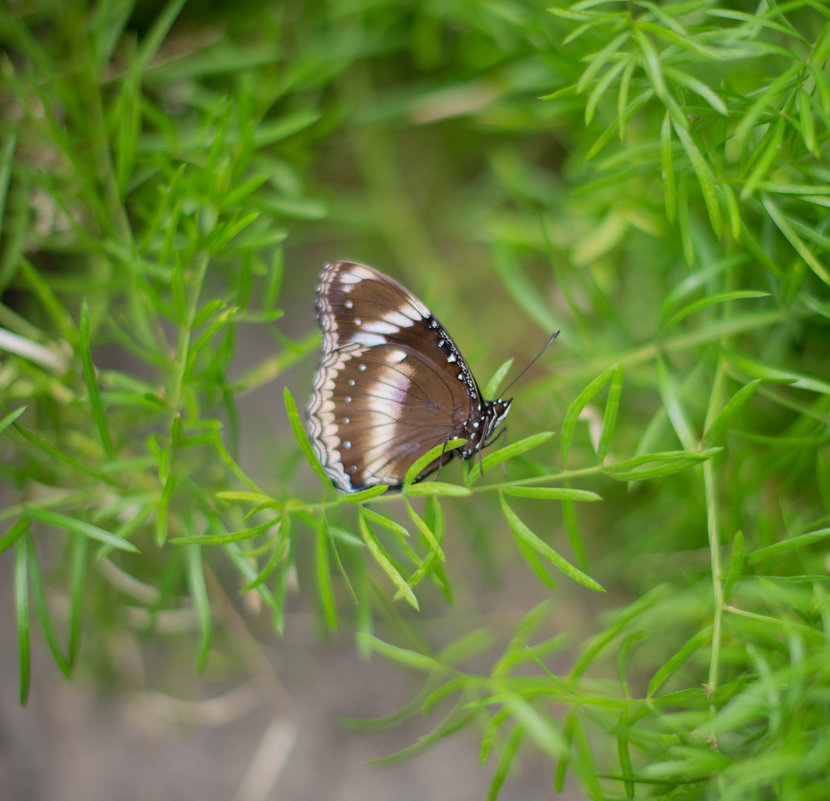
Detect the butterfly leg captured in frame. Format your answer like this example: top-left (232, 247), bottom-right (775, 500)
top-left (498, 427), bottom-right (509, 481)
top-left (434, 440), bottom-right (449, 482)
top-left (483, 426), bottom-right (507, 450)
top-left (475, 427), bottom-right (509, 481)
top-left (480, 426), bottom-right (509, 481)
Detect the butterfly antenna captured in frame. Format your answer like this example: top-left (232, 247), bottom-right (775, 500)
top-left (498, 330), bottom-right (559, 398)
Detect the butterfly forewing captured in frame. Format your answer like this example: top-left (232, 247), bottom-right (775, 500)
top-left (308, 261), bottom-right (511, 492)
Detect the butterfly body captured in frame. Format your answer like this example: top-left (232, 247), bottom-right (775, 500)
top-left (308, 261), bottom-right (512, 492)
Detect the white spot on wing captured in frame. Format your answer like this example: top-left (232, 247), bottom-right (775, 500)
top-left (350, 332), bottom-right (386, 347)
top-left (338, 267), bottom-right (373, 284)
top-left (383, 310), bottom-right (415, 327)
top-left (364, 320), bottom-right (399, 335)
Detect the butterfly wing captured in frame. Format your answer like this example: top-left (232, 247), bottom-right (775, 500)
top-left (308, 261), bottom-right (481, 491)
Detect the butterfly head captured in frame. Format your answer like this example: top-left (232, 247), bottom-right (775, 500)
top-left (458, 397), bottom-right (512, 459)
top-left (485, 397), bottom-right (512, 443)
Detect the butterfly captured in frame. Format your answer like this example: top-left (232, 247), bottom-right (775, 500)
top-left (307, 260), bottom-right (553, 493)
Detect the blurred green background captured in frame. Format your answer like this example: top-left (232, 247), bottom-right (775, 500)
top-left (2, 0), bottom-right (830, 799)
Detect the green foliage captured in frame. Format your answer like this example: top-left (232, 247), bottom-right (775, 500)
top-left (2, 0), bottom-right (830, 798)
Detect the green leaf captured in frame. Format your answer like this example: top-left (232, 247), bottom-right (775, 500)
top-left (723, 530), bottom-right (744, 602)
top-left (25, 507), bottom-right (139, 552)
top-left (487, 724), bottom-right (523, 801)
top-left (797, 88), bottom-right (819, 157)
top-left (603, 448), bottom-right (721, 481)
top-left (661, 292), bottom-right (769, 334)
top-left (562, 494), bottom-right (587, 570)
top-left (403, 499), bottom-right (445, 566)
top-left (732, 62), bottom-right (802, 148)
top-left (215, 490), bottom-right (279, 506)
top-left (499, 691), bottom-right (566, 756)
top-left (254, 109), bottom-right (323, 147)
top-left (585, 58), bottom-right (629, 126)
top-left (514, 535), bottom-right (558, 591)
top-left (761, 194), bottom-right (830, 286)
top-left (493, 600), bottom-right (563, 676)
top-left (185, 542), bottom-right (211, 673)
top-left (617, 60), bottom-right (636, 141)
top-left (284, 386), bottom-right (334, 491)
top-left (358, 508), bottom-right (419, 609)
top-left (502, 486), bottom-right (601, 502)
top-left (134, 0), bottom-right (187, 75)
top-left (677, 176), bottom-right (694, 264)
top-left (67, 533), bottom-right (87, 667)
top-left (664, 67), bottom-right (728, 115)
top-left (208, 427), bottom-right (263, 493)
top-left (13, 421), bottom-right (117, 486)
top-left (0, 517), bottom-right (30, 555)
top-left (0, 405), bottom-right (27, 437)
top-left (634, 28), bottom-right (668, 102)
top-left (742, 116), bottom-right (786, 200)
top-left (499, 494), bottom-right (604, 591)
top-left (554, 710), bottom-right (576, 792)
top-left (562, 365), bottom-right (619, 466)
top-left (586, 87), bottom-right (655, 161)
top-left (356, 632), bottom-right (438, 671)
top-left (576, 31), bottom-right (628, 94)
top-left (327, 525), bottom-right (364, 549)
top-left (747, 527), bottom-right (830, 564)
top-left (316, 517), bottom-right (338, 630)
top-left (240, 517), bottom-right (290, 591)
top-left (26, 537), bottom-right (71, 677)
top-left (79, 299), bottom-right (115, 458)
top-left (402, 481), bottom-right (471, 497)
top-left (672, 119), bottom-right (722, 238)
top-left (721, 182), bottom-right (742, 240)
top-left (570, 585), bottom-right (668, 680)
top-left (702, 379), bottom-right (762, 447)
top-left (272, 538), bottom-right (295, 635)
top-left (15, 539), bottom-right (31, 705)
top-left (471, 431), bottom-right (554, 481)
top-left (647, 627), bottom-right (713, 697)
top-left (483, 358), bottom-right (514, 401)
top-left (725, 351), bottom-right (830, 394)
top-left (597, 364), bottom-right (623, 462)
top-left (403, 438), bottom-right (465, 488)
top-left (0, 133), bottom-right (15, 228)
top-left (361, 507), bottom-right (411, 541)
top-left (172, 519), bottom-right (275, 545)
top-left (617, 713), bottom-right (635, 801)
top-left (661, 111), bottom-right (676, 222)
top-left (339, 485), bottom-right (389, 504)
